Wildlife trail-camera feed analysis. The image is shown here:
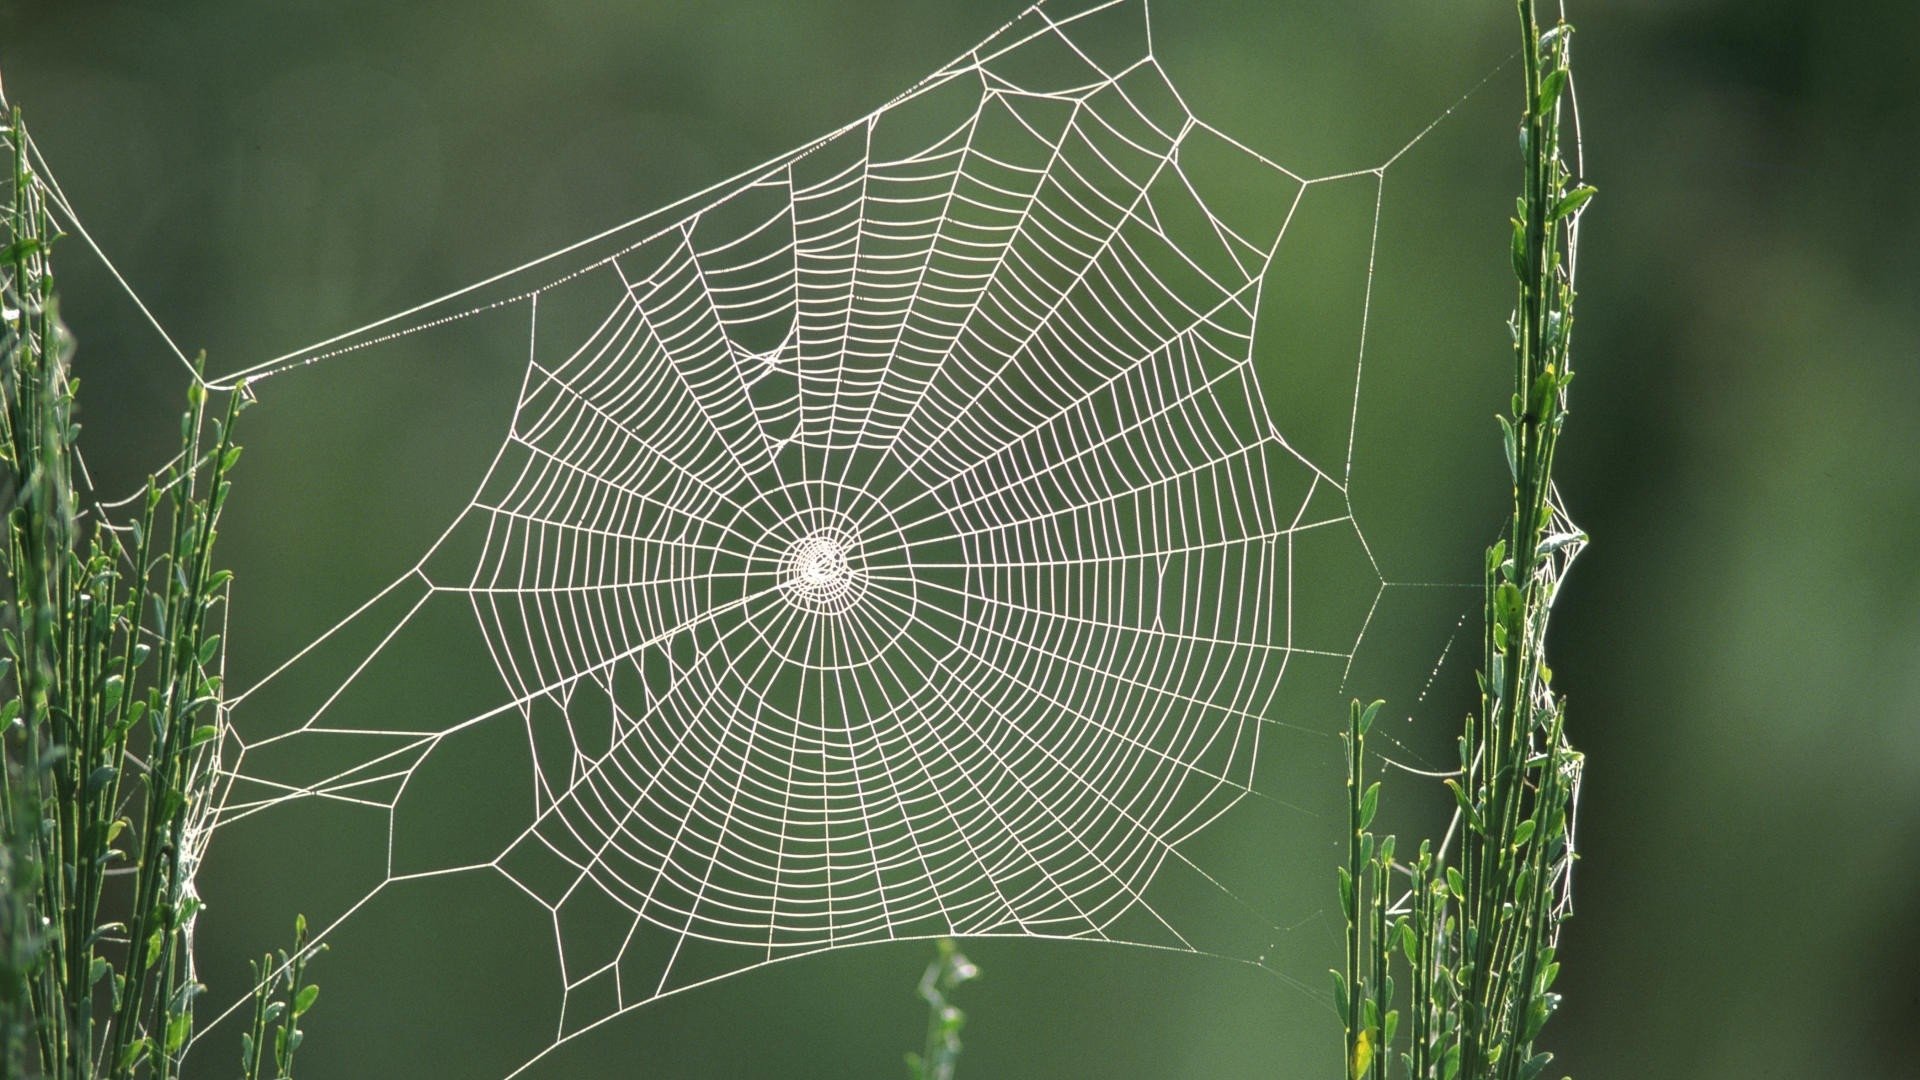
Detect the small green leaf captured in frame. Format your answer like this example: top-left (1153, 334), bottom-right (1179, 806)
top-left (1537, 68), bottom-right (1569, 114)
top-left (1443, 779), bottom-right (1485, 834)
top-left (1497, 582), bottom-right (1524, 622)
top-left (165, 1012), bottom-right (191, 1054)
top-left (1552, 185), bottom-right (1597, 221)
top-left (1444, 866), bottom-right (1466, 901)
top-left (1526, 993), bottom-right (1560, 1041)
top-left (86, 764), bottom-right (118, 796)
top-left (1359, 782), bottom-right (1382, 831)
top-left (293, 984), bottom-right (320, 1017)
top-left (0, 237), bottom-right (44, 262)
top-left (116, 1036), bottom-right (151, 1073)
top-left (188, 725), bottom-right (219, 750)
top-left (1512, 818), bottom-right (1538, 849)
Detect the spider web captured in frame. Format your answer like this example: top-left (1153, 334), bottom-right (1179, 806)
top-left (19, 0), bottom-right (1514, 1073)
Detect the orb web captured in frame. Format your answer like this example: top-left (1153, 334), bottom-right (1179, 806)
top-left (437, 0), bottom-right (1300, 970)
top-left (15, 0), bottom-right (1515, 1073)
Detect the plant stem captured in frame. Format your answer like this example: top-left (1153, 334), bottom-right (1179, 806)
top-left (1332, 2), bottom-right (1591, 1078)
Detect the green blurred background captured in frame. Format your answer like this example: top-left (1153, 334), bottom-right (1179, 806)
top-left (3, 1), bottom-right (1915, 1077)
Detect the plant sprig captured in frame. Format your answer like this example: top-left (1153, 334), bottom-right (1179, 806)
top-left (241, 915), bottom-right (323, 1080)
top-left (906, 939), bottom-right (979, 1080)
top-left (1335, 3), bottom-right (1591, 1078)
top-left (0, 100), bottom-right (301, 1080)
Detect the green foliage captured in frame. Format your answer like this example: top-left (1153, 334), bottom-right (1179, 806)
top-left (0, 102), bottom-right (304, 1079)
top-left (1335, 4), bottom-right (1590, 1078)
top-left (241, 916), bottom-right (323, 1080)
top-left (905, 940), bottom-right (979, 1080)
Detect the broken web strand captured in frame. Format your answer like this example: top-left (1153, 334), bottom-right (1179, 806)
top-left (16, 1), bottom-right (1513, 1074)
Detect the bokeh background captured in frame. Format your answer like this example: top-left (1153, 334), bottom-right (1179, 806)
top-left (2, 1), bottom-right (1915, 1077)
